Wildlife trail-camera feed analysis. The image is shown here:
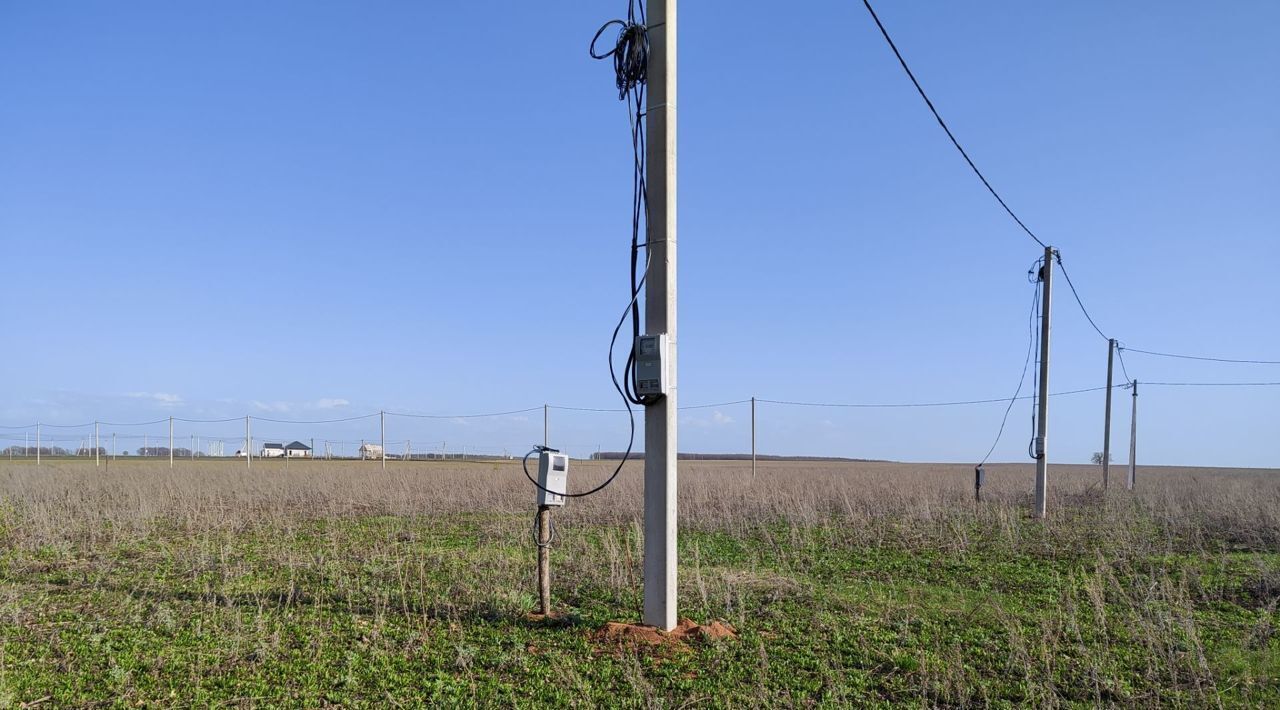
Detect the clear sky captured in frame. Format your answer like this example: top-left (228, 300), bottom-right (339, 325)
top-left (1, 1), bottom-right (1276, 466)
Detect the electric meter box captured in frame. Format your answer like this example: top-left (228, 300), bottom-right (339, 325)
top-left (537, 450), bottom-right (568, 507)
top-left (634, 333), bottom-right (669, 398)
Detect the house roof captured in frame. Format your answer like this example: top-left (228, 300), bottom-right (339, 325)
top-left (284, 441), bottom-right (311, 450)
top-left (263, 442), bottom-right (284, 449)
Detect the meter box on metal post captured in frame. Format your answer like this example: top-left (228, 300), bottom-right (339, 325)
top-left (634, 333), bottom-right (669, 399)
top-left (537, 449), bottom-right (568, 507)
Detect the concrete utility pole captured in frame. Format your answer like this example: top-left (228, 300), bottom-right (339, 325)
top-left (1102, 338), bottom-right (1116, 489)
top-left (1127, 380), bottom-right (1138, 490)
top-left (112, 432), bottom-right (116, 460)
top-left (643, 0), bottom-right (679, 631)
top-left (543, 404), bottom-right (548, 448)
top-left (750, 396), bottom-right (756, 478)
top-left (1033, 246), bottom-right (1053, 518)
top-left (95, 422), bottom-right (100, 467)
top-left (245, 416), bottom-right (252, 470)
top-left (380, 411), bottom-right (386, 470)
top-left (36, 423), bottom-right (40, 466)
top-left (169, 417), bottom-right (174, 469)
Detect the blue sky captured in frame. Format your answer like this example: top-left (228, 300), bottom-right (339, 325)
top-left (1, 1), bottom-right (1276, 466)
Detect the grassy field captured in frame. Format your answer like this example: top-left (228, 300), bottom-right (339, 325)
top-left (0, 458), bottom-right (1276, 707)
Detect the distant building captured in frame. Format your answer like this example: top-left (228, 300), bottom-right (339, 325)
top-left (260, 442), bottom-right (285, 458)
top-left (359, 443), bottom-right (383, 459)
top-left (284, 441), bottom-right (312, 458)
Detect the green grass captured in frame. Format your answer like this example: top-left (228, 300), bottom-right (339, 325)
top-left (0, 509), bottom-right (1275, 708)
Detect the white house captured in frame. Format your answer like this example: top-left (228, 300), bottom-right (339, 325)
top-left (359, 443), bottom-right (383, 459)
top-left (260, 442), bottom-right (285, 458)
top-left (284, 441), bottom-right (312, 458)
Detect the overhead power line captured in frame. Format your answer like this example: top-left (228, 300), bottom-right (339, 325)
top-left (1119, 347), bottom-right (1280, 365)
top-left (386, 407), bottom-right (543, 420)
top-left (1116, 344), bottom-right (1133, 382)
top-left (859, 0), bottom-right (1046, 249)
top-left (1143, 381), bottom-right (1280, 387)
top-left (1054, 253), bottom-right (1110, 341)
top-left (756, 384), bottom-right (1121, 410)
top-left (977, 280), bottom-right (1039, 466)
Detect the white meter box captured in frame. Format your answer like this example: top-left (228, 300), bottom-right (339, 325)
top-left (634, 333), bottom-right (668, 398)
top-left (537, 450), bottom-right (568, 507)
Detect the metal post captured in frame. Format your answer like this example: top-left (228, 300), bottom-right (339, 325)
top-left (245, 416), bottom-right (252, 470)
top-left (169, 417), bottom-right (174, 469)
top-left (1127, 380), bottom-right (1137, 490)
top-left (1102, 338), bottom-right (1115, 489)
top-left (1033, 246), bottom-right (1053, 518)
top-left (380, 411), bottom-right (386, 470)
top-left (537, 505), bottom-right (552, 616)
top-left (643, 0), bottom-right (678, 631)
top-left (95, 422), bottom-right (100, 467)
top-left (750, 396), bottom-right (756, 478)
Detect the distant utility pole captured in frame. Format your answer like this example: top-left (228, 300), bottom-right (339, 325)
top-left (36, 423), bottom-right (40, 466)
top-left (169, 417), bottom-right (174, 469)
top-left (1033, 246), bottom-right (1053, 518)
top-left (644, 0), bottom-right (679, 631)
top-left (750, 396), bottom-right (756, 478)
top-left (380, 411), bottom-right (386, 470)
top-left (112, 432), bottom-right (116, 460)
top-left (1127, 380), bottom-right (1138, 490)
top-left (95, 422), bottom-right (100, 468)
top-left (245, 416), bottom-right (252, 470)
top-left (1102, 338), bottom-right (1116, 489)
top-left (543, 404), bottom-right (549, 448)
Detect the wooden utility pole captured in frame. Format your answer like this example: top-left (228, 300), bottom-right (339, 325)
top-left (1033, 246), bottom-right (1053, 518)
top-left (643, 0), bottom-right (678, 631)
top-left (1127, 380), bottom-right (1138, 490)
top-left (537, 506), bottom-right (552, 615)
top-left (1102, 338), bottom-right (1115, 488)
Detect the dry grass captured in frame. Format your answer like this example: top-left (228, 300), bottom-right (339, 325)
top-left (2, 458), bottom-right (1277, 548)
top-left (0, 458), bottom-right (1276, 706)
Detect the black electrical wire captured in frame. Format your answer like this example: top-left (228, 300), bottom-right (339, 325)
top-left (534, 0), bottom-right (652, 501)
top-left (1116, 344), bottom-right (1133, 383)
top-left (977, 279), bottom-right (1039, 467)
top-left (1118, 347), bottom-right (1280, 365)
top-left (1054, 252), bottom-right (1109, 342)
top-left (1028, 258), bottom-right (1044, 460)
top-left (522, 440), bottom-right (635, 499)
top-left (859, 0), bottom-right (1046, 250)
top-left (249, 413), bottom-right (380, 424)
top-left (1143, 381), bottom-right (1280, 387)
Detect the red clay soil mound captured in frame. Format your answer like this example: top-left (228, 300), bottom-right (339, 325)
top-left (592, 618), bottom-right (737, 649)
